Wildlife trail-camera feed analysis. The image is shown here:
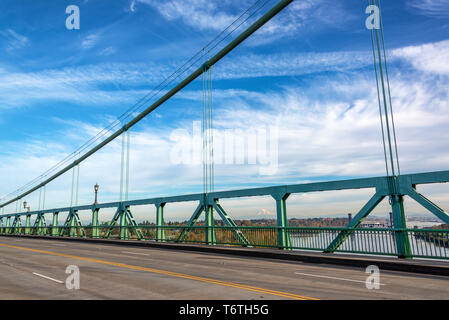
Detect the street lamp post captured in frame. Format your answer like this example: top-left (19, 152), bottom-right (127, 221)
top-left (23, 201), bottom-right (30, 212)
top-left (94, 184), bottom-right (99, 205)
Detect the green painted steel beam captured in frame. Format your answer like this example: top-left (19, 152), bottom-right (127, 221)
top-left (406, 188), bottom-right (449, 226)
top-left (25, 215), bottom-right (31, 235)
top-left (92, 208), bottom-right (100, 238)
top-left (325, 193), bottom-right (385, 253)
top-left (272, 192), bottom-right (291, 249)
top-left (390, 195), bottom-right (411, 258)
top-left (205, 205), bottom-right (216, 245)
top-left (104, 204), bottom-right (143, 240)
top-left (60, 209), bottom-right (85, 237)
top-left (212, 201), bottom-right (250, 246)
top-left (124, 207), bottom-right (143, 240)
top-left (3, 171), bottom-right (449, 220)
top-left (52, 212), bottom-right (59, 236)
top-left (156, 203), bottom-right (166, 242)
top-left (176, 203), bottom-right (204, 242)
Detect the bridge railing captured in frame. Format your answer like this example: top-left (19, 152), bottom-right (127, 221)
top-left (1, 225), bottom-right (448, 260)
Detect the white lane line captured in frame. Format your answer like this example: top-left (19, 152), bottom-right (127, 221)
top-left (51, 243), bottom-right (66, 246)
top-left (122, 251), bottom-right (150, 256)
top-left (32, 272), bottom-right (63, 284)
top-left (294, 272), bottom-right (386, 286)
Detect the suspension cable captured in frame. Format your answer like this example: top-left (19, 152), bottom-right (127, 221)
top-left (368, 0), bottom-right (400, 176)
top-left (377, 0), bottom-right (400, 175)
top-left (368, 0), bottom-right (389, 176)
top-left (125, 130), bottom-right (130, 201)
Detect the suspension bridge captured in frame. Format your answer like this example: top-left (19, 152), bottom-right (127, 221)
top-left (1, 0), bottom-right (449, 300)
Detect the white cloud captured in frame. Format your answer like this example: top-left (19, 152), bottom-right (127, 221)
top-left (1, 29), bottom-right (29, 52)
top-left (82, 33), bottom-right (99, 49)
top-left (408, 0), bottom-right (449, 18)
top-left (137, 0), bottom-right (347, 45)
top-left (0, 50), bottom-right (369, 110)
top-left (138, 0), bottom-right (236, 31)
top-left (392, 39), bottom-right (449, 75)
top-left (130, 0), bottom-right (136, 12)
top-left (98, 46), bottom-right (117, 56)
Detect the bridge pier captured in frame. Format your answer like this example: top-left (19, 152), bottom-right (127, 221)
top-left (205, 205), bottom-right (216, 245)
top-left (6, 216), bottom-right (11, 234)
top-left (34, 213), bottom-right (46, 236)
top-left (156, 203), bottom-right (166, 242)
top-left (25, 215), bottom-right (31, 235)
top-left (273, 192), bottom-right (291, 250)
top-left (92, 208), bottom-right (100, 238)
top-left (12, 215), bottom-right (21, 234)
top-left (52, 212), bottom-right (59, 236)
top-left (391, 195), bottom-right (411, 258)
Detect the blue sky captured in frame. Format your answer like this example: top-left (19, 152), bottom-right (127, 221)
top-left (0, 0), bottom-right (448, 221)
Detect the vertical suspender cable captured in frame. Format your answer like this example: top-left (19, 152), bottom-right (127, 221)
top-left (369, 0), bottom-right (389, 176)
top-left (70, 166), bottom-right (75, 207)
top-left (377, 0), bottom-right (400, 175)
top-left (202, 51), bottom-right (215, 196)
top-left (120, 132), bottom-right (125, 202)
top-left (75, 165), bottom-right (80, 206)
top-left (209, 61), bottom-right (214, 193)
top-left (368, 0), bottom-right (400, 176)
top-left (38, 187), bottom-right (42, 211)
top-left (125, 130), bottom-right (130, 201)
top-left (42, 186), bottom-right (46, 210)
top-left (202, 50), bottom-right (207, 195)
top-left (374, 0), bottom-right (396, 176)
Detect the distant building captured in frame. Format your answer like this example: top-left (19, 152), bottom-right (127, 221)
top-left (360, 221), bottom-right (389, 228)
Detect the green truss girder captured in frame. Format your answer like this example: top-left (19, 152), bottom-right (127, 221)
top-left (60, 209), bottom-right (85, 237)
top-left (11, 215), bottom-right (22, 234)
top-left (1, 170), bottom-right (449, 260)
top-left (33, 213), bottom-right (47, 235)
top-left (212, 201), bottom-right (249, 246)
top-left (176, 203), bottom-right (204, 242)
top-left (103, 204), bottom-right (143, 240)
top-left (325, 193), bottom-right (385, 253)
top-left (176, 200), bottom-right (249, 246)
top-left (405, 188), bottom-right (449, 226)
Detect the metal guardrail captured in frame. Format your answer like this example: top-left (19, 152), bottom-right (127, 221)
top-left (1, 226), bottom-right (448, 260)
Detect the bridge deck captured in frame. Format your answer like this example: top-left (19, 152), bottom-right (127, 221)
top-left (0, 236), bottom-right (448, 300)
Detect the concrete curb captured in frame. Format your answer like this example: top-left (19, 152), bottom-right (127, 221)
top-left (1, 234), bottom-right (449, 277)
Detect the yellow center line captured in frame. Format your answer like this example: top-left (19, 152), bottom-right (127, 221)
top-left (0, 242), bottom-right (319, 300)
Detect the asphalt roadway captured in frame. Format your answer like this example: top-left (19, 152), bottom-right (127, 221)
top-left (0, 236), bottom-right (448, 300)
